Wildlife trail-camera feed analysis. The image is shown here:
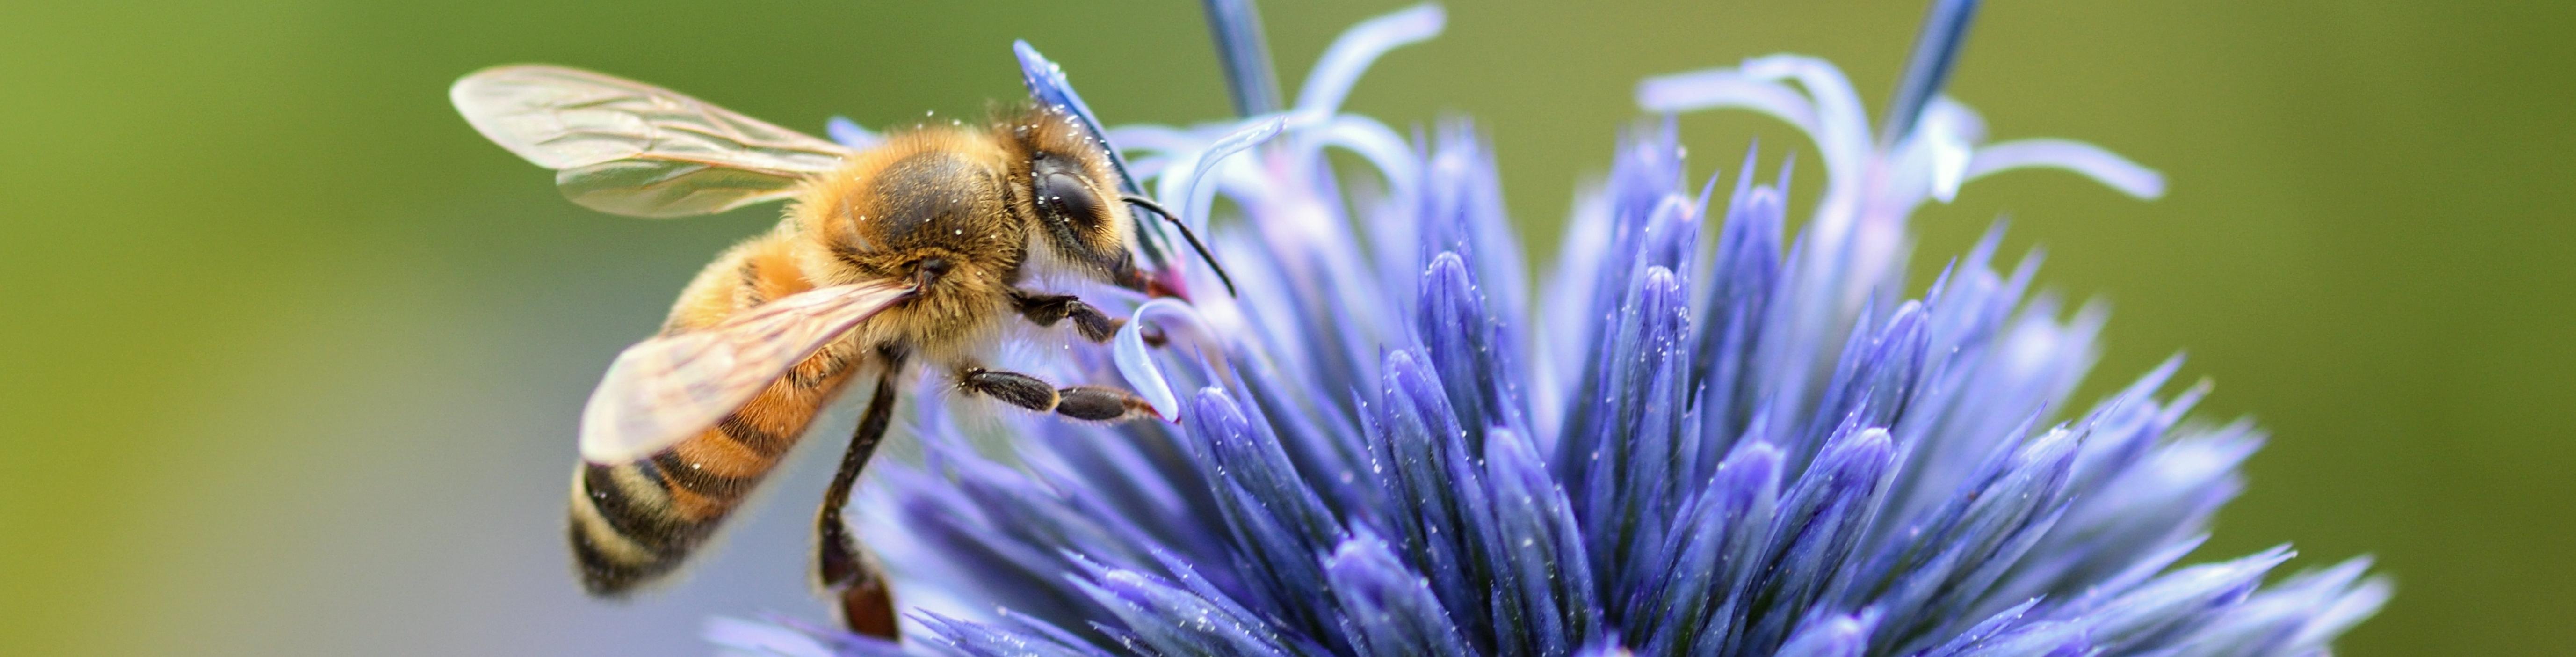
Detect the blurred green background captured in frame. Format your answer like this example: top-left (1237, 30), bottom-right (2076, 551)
top-left (3, 0), bottom-right (2568, 654)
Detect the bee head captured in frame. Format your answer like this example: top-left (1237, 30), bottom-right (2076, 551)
top-left (1004, 107), bottom-right (1138, 286)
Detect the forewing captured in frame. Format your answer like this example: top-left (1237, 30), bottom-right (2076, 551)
top-left (451, 65), bottom-right (854, 218)
top-left (579, 282), bottom-right (913, 463)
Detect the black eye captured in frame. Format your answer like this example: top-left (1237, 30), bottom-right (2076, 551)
top-left (1030, 155), bottom-right (1104, 230)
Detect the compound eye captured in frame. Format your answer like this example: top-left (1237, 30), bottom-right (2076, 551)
top-left (1031, 155), bottom-right (1105, 231)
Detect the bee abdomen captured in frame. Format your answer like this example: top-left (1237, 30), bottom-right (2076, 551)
top-left (570, 461), bottom-right (697, 595)
top-left (567, 419), bottom-right (781, 596)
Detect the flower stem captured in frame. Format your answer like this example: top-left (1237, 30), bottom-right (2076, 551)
top-left (1881, 0), bottom-right (1982, 146)
top-left (1201, 0), bottom-right (1283, 117)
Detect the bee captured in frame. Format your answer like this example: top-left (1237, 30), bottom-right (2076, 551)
top-left (449, 64), bottom-right (1231, 639)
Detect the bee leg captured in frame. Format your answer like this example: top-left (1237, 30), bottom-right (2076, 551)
top-left (1056, 386), bottom-right (1163, 422)
top-left (817, 353), bottom-right (907, 641)
top-left (1012, 290), bottom-right (1172, 346)
top-left (960, 367), bottom-right (1162, 422)
top-left (1010, 290), bottom-right (1123, 343)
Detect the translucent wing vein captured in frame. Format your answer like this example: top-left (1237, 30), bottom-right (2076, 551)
top-left (451, 65), bottom-right (854, 217)
top-left (579, 282), bottom-right (914, 463)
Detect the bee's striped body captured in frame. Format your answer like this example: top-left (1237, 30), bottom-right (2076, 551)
top-left (567, 232), bottom-right (866, 593)
top-left (453, 65), bottom-right (1197, 639)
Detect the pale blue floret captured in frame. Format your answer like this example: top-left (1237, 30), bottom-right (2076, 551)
top-left (710, 3), bottom-right (2387, 656)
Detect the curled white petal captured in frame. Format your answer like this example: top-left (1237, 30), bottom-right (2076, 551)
top-left (1295, 3), bottom-right (1446, 117)
top-left (1918, 110), bottom-right (1975, 203)
top-left (1967, 139), bottom-right (2168, 199)
top-left (1635, 70), bottom-right (1822, 135)
top-left (1649, 56), bottom-right (1874, 241)
top-left (1114, 298), bottom-right (1220, 423)
top-left (1932, 144), bottom-right (1971, 203)
top-left (1741, 55), bottom-right (1871, 182)
top-left (1740, 55), bottom-right (1867, 137)
top-left (1920, 96), bottom-right (1989, 145)
top-left (1112, 325), bottom-right (1177, 422)
top-left (1302, 114), bottom-right (1420, 205)
top-left (1172, 116), bottom-right (1289, 231)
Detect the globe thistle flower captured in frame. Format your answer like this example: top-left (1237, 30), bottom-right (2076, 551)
top-left (711, 2), bottom-right (2388, 656)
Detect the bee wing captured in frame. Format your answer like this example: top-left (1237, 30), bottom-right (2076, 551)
top-left (579, 281), bottom-right (914, 463)
top-left (451, 65), bottom-right (855, 218)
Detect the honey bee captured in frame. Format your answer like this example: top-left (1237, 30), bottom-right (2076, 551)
top-left (449, 64), bottom-right (1230, 639)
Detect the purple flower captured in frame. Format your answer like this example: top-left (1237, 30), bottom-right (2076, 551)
top-left (715, 3), bottom-right (2387, 656)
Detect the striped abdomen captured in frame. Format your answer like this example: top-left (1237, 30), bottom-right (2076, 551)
top-left (567, 230), bottom-right (861, 595)
top-left (567, 361), bottom-right (857, 595)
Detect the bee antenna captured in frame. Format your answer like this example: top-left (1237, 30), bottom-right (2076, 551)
top-left (1122, 194), bottom-right (1238, 297)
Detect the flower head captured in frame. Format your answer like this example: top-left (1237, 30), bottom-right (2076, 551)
top-left (717, 3), bottom-right (2386, 656)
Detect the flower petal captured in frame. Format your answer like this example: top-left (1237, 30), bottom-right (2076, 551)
top-left (1966, 138), bottom-right (2167, 199)
top-left (1294, 4), bottom-right (1446, 117)
top-left (1325, 530), bottom-right (1475, 657)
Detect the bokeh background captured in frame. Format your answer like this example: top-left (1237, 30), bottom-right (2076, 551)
top-left (4, 0), bottom-right (2568, 655)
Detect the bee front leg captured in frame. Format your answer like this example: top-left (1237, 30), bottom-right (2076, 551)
top-left (1010, 290), bottom-right (1123, 343)
top-left (959, 367), bottom-right (1161, 422)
